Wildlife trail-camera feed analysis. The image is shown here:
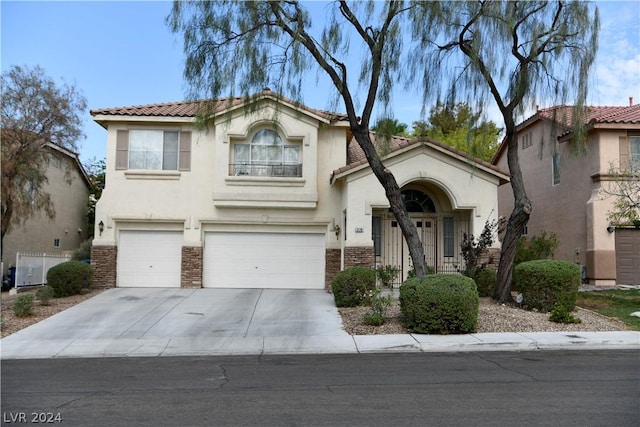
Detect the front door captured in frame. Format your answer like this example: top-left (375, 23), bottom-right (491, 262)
top-left (385, 214), bottom-right (437, 281)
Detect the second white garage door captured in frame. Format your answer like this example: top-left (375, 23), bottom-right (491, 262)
top-left (203, 232), bottom-right (325, 289)
top-left (117, 231), bottom-right (182, 288)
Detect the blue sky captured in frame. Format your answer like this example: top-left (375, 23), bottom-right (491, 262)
top-left (2, 1), bottom-right (639, 165)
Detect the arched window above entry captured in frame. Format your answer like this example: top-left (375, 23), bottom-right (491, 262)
top-left (400, 189), bottom-right (436, 213)
top-left (232, 128), bottom-right (301, 177)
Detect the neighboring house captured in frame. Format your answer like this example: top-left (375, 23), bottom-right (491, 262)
top-left (492, 103), bottom-right (640, 286)
top-left (90, 90), bottom-right (508, 289)
top-left (1, 143), bottom-right (91, 274)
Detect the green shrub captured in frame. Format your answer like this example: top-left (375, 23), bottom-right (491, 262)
top-left (399, 274), bottom-right (479, 334)
top-left (549, 304), bottom-right (582, 324)
top-left (13, 294), bottom-right (34, 317)
top-left (362, 287), bottom-right (393, 326)
top-left (36, 285), bottom-right (55, 306)
top-left (47, 261), bottom-right (94, 297)
top-left (513, 260), bottom-right (580, 313)
top-left (71, 239), bottom-right (93, 261)
top-left (515, 230), bottom-right (559, 264)
top-left (331, 267), bottom-right (376, 307)
top-left (474, 268), bottom-right (497, 297)
top-left (376, 265), bottom-right (400, 288)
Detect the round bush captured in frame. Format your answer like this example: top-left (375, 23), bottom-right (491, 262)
top-left (331, 267), bottom-right (376, 307)
top-left (36, 285), bottom-right (55, 306)
top-left (513, 260), bottom-right (580, 312)
top-left (47, 261), bottom-right (94, 297)
top-left (474, 268), bottom-right (497, 297)
top-left (13, 293), bottom-right (34, 317)
top-left (399, 274), bottom-right (479, 334)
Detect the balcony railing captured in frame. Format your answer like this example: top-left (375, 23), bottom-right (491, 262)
top-left (229, 163), bottom-right (302, 177)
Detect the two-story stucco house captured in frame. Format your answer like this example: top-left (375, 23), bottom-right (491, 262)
top-left (1, 143), bottom-right (91, 275)
top-left (90, 90), bottom-right (508, 289)
top-left (493, 103), bottom-right (640, 286)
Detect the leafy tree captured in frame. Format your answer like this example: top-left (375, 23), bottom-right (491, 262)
top-left (412, 1), bottom-right (599, 301)
top-left (372, 118), bottom-right (409, 137)
top-left (168, 1), bottom-right (434, 276)
top-left (84, 158), bottom-right (106, 238)
top-left (1, 65), bottom-right (87, 256)
top-left (422, 102), bottom-right (501, 161)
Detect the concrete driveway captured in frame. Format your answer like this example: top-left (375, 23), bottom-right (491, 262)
top-left (0, 288), bottom-right (356, 359)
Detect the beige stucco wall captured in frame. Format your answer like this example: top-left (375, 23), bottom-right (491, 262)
top-left (2, 150), bottom-right (89, 272)
top-left (92, 100), bottom-right (346, 251)
top-left (338, 144), bottom-right (503, 249)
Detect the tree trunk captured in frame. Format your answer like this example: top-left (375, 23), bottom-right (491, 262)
top-left (351, 128), bottom-right (428, 277)
top-left (494, 122), bottom-right (531, 303)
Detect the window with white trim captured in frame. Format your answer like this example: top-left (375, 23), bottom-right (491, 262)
top-left (231, 129), bottom-right (301, 177)
top-left (552, 152), bottom-right (560, 185)
top-left (116, 129), bottom-right (191, 171)
top-left (443, 217), bottom-right (455, 257)
top-left (630, 136), bottom-right (640, 170)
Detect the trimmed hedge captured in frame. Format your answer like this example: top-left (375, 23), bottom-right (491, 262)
top-left (46, 261), bottom-right (94, 297)
top-left (474, 268), bottom-right (497, 297)
top-left (331, 267), bottom-right (376, 307)
top-left (399, 274), bottom-right (479, 334)
top-left (513, 260), bottom-right (580, 313)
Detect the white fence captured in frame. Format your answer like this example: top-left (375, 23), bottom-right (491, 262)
top-left (15, 252), bottom-right (72, 287)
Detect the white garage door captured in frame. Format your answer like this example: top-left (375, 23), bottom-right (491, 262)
top-left (117, 231), bottom-right (182, 287)
top-left (203, 232), bottom-right (325, 289)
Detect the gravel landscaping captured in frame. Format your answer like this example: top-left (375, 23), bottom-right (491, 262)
top-left (339, 297), bottom-right (630, 335)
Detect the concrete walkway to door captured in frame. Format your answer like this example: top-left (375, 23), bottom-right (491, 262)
top-left (0, 288), bottom-right (355, 359)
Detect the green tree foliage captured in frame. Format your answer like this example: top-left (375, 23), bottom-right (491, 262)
top-left (84, 158), bottom-right (106, 238)
top-left (410, 1), bottom-right (599, 302)
top-left (168, 0), bottom-right (433, 276)
top-left (1, 65), bottom-right (87, 255)
top-left (372, 118), bottom-right (409, 137)
top-left (419, 102), bottom-right (501, 162)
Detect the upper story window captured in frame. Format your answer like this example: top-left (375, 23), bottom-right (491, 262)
top-left (552, 152), bottom-right (560, 185)
top-left (116, 129), bottom-right (191, 171)
top-left (630, 136), bottom-right (640, 170)
top-left (521, 132), bottom-right (533, 150)
top-left (231, 129), bottom-right (301, 177)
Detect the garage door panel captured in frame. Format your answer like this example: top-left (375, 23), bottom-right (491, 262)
top-left (204, 232), bottom-right (325, 289)
top-left (615, 229), bottom-right (640, 285)
top-left (118, 231), bottom-right (182, 288)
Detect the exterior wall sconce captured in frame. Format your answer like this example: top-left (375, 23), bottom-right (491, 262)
top-left (334, 224), bottom-right (341, 240)
top-left (98, 221), bottom-right (105, 236)
top-left (606, 224), bottom-right (615, 233)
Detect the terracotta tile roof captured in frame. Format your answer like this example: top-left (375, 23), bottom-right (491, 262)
top-left (492, 103), bottom-right (640, 164)
top-left (334, 131), bottom-right (507, 177)
top-left (534, 104), bottom-right (640, 126)
top-left (90, 89), bottom-right (348, 122)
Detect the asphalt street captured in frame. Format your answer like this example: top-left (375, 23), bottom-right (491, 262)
top-left (2, 350), bottom-right (638, 426)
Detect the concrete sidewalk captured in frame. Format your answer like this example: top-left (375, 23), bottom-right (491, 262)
top-left (1, 288), bottom-right (638, 359)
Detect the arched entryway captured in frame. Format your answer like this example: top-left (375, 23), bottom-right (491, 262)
top-left (372, 186), bottom-right (470, 285)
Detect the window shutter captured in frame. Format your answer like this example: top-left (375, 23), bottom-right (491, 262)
top-left (179, 131), bottom-right (191, 171)
top-left (619, 136), bottom-right (629, 171)
top-left (116, 130), bottom-right (129, 170)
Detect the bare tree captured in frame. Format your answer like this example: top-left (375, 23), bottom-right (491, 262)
top-left (411, 1), bottom-right (599, 301)
top-left (168, 1), bottom-right (434, 276)
top-left (600, 160), bottom-right (640, 227)
top-left (1, 65), bottom-right (87, 255)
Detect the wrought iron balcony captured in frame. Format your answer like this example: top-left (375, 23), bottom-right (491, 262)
top-left (229, 163), bottom-right (302, 177)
